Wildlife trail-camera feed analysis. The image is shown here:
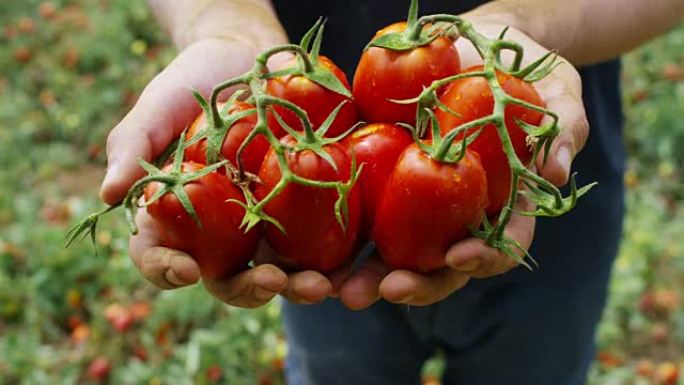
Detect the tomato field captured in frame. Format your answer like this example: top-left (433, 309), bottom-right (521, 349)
top-left (0, 1), bottom-right (682, 384)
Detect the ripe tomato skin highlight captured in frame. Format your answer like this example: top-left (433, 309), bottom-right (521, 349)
top-left (266, 56), bottom-right (358, 138)
top-left (353, 22), bottom-right (460, 125)
top-left (341, 123), bottom-right (413, 238)
top-left (256, 136), bottom-right (361, 273)
top-left (435, 66), bottom-right (544, 215)
top-left (185, 101), bottom-right (270, 175)
top-left (145, 162), bottom-right (260, 280)
top-left (373, 144), bottom-right (488, 273)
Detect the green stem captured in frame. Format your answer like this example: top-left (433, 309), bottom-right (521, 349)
top-left (434, 116), bottom-right (497, 162)
top-left (209, 75), bottom-right (249, 129)
top-left (262, 96), bottom-right (316, 143)
top-left (255, 44), bottom-right (314, 73)
top-left (408, 14), bottom-right (464, 41)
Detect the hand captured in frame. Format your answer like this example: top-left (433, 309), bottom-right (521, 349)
top-left (102, 38), bottom-right (328, 308)
top-left (330, 21), bottom-right (589, 308)
top-left (444, 20), bottom-right (588, 277)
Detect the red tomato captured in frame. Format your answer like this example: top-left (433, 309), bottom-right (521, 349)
top-left (267, 56), bottom-right (358, 138)
top-left (341, 123), bottom-right (413, 238)
top-left (145, 162), bottom-right (260, 279)
top-left (435, 65), bottom-right (544, 215)
top-left (185, 102), bottom-right (269, 175)
top-left (256, 136), bottom-right (360, 272)
top-left (87, 357), bottom-right (111, 381)
top-left (373, 144), bottom-right (487, 273)
top-left (353, 22), bottom-right (460, 125)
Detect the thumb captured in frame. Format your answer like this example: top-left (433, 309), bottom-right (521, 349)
top-left (535, 71), bottom-right (589, 187)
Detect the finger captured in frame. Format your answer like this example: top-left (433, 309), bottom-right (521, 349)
top-left (252, 240), bottom-right (334, 304)
top-left (338, 256), bottom-right (389, 310)
top-left (100, 39), bottom-right (256, 204)
top-left (281, 271), bottom-right (333, 305)
top-left (129, 210), bottom-right (200, 289)
top-left (535, 65), bottom-right (588, 187)
top-left (379, 269), bottom-right (470, 306)
top-left (445, 199), bottom-right (536, 279)
top-left (204, 264), bottom-right (288, 308)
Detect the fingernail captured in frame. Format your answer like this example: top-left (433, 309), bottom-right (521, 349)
top-left (99, 164), bottom-right (120, 202)
top-left (102, 163), bottom-right (119, 187)
top-left (452, 259), bottom-right (481, 272)
top-left (557, 146), bottom-right (572, 176)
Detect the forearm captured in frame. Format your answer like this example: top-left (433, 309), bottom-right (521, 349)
top-left (148, 0), bottom-right (287, 52)
top-left (465, 0), bottom-right (684, 66)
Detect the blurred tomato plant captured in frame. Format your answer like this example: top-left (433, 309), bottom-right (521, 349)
top-left (0, 1), bottom-right (682, 384)
top-left (588, 24), bottom-right (684, 385)
top-left (0, 1), bottom-right (285, 384)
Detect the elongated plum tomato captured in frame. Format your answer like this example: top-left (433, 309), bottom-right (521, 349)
top-left (266, 56), bottom-right (358, 138)
top-left (435, 65), bottom-right (544, 215)
top-left (256, 136), bottom-right (360, 273)
top-left (353, 22), bottom-right (460, 124)
top-left (144, 162), bottom-right (260, 279)
top-left (185, 101), bottom-right (270, 175)
top-left (373, 144), bottom-right (487, 273)
top-left (341, 123), bottom-right (412, 238)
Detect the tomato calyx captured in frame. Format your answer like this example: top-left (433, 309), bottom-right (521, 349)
top-left (232, 147), bottom-right (362, 235)
top-left (65, 134), bottom-right (228, 250)
top-left (403, 108), bottom-right (482, 164)
top-left (261, 18), bottom-right (351, 99)
top-left (190, 89), bottom-right (257, 166)
top-left (366, 0), bottom-right (461, 51)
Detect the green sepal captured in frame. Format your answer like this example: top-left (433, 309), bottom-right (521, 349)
top-left (204, 108), bottom-right (257, 164)
top-left (470, 218), bottom-right (536, 270)
top-left (270, 107), bottom-right (305, 140)
top-left (303, 64), bottom-right (352, 98)
top-left (140, 185), bottom-right (170, 208)
top-left (314, 100), bottom-right (347, 137)
top-left (300, 17), bottom-right (324, 53)
top-left (333, 156), bottom-right (363, 231)
top-left (517, 174), bottom-right (597, 217)
top-left (366, 30), bottom-right (437, 52)
top-left (64, 205), bottom-right (118, 253)
top-left (228, 182), bottom-right (286, 234)
top-left (171, 184), bottom-right (202, 228)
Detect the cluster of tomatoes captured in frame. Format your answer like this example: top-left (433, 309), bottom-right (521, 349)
top-left (137, 10), bottom-right (547, 283)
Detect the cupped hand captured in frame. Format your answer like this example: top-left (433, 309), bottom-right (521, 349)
top-left (103, 38), bottom-right (330, 308)
top-left (329, 20), bottom-right (589, 308)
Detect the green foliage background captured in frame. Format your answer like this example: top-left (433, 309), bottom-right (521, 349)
top-left (0, 1), bottom-right (682, 384)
